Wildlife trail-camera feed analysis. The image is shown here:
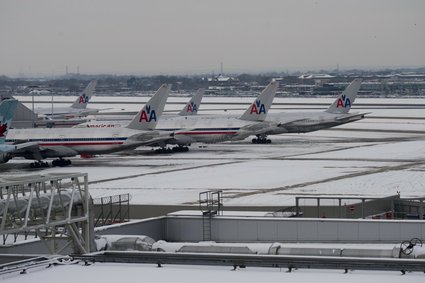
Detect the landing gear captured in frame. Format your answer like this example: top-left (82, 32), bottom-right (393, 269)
top-left (155, 147), bottom-right (172, 154)
top-left (30, 161), bottom-right (49, 168)
top-left (252, 135), bottom-right (271, 144)
top-left (172, 146), bottom-right (189, 152)
top-left (52, 159), bottom-right (72, 167)
top-left (154, 145), bottom-right (190, 154)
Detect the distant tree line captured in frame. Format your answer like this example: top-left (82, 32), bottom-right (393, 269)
top-left (1, 67), bottom-right (425, 96)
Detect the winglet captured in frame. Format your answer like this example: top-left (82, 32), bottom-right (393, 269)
top-left (178, 89), bottom-right (204, 116)
top-left (240, 81), bottom-right (279, 121)
top-left (126, 84), bottom-right (171, 130)
top-left (326, 78), bottom-right (362, 114)
top-left (0, 99), bottom-right (18, 143)
top-left (71, 80), bottom-right (97, 109)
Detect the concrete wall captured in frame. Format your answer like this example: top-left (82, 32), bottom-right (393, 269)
top-left (297, 198), bottom-right (396, 218)
top-left (165, 217), bottom-right (203, 242)
top-left (127, 205), bottom-right (288, 219)
top-left (0, 238), bottom-right (73, 255)
top-left (165, 216), bottom-right (425, 243)
top-left (96, 217), bottom-right (166, 242)
top-left (3, 215), bottom-right (425, 255)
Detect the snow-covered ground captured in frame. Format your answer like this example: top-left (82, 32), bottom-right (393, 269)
top-left (2, 262), bottom-right (424, 283)
top-left (2, 97), bottom-right (425, 207)
top-left (2, 97), bottom-right (425, 281)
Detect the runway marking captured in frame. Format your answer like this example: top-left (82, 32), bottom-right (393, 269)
top-left (88, 142), bottom-right (396, 186)
top-left (2, 119), bottom-right (424, 207)
top-left (88, 160), bottom-right (244, 185)
top-left (226, 160), bottom-right (425, 200)
top-left (327, 128), bottom-right (425, 134)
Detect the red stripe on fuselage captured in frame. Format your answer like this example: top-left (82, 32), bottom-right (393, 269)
top-left (39, 141), bottom-right (124, 146)
top-left (175, 131), bottom-right (238, 135)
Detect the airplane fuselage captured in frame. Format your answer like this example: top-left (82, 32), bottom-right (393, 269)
top-left (6, 127), bottom-right (147, 156)
top-left (76, 110), bottom-right (365, 144)
top-left (36, 106), bottom-right (98, 119)
top-left (265, 111), bottom-right (365, 134)
top-left (78, 114), bottom-right (259, 144)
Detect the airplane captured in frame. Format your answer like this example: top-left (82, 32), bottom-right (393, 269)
top-left (177, 88), bottom-right (204, 116)
top-left (0, 99), bottom-right (19, 164)
top-left (252, 78), bottom-right (365, 143)
top-left (72, 81), bottom-right (280, 152)
top-left (35, 80), bottom-right (98, 119)
top-left (150, 79), bottom-right (363, 146)
top-left (76, 88), bottom-right (205, 129)
top-left (154, 81), bottom-right (280, 148)
top-left (3, 84), bottom-right (172, 168)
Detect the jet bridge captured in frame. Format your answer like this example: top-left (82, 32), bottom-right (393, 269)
top-left (0, 173), bottom-right (93, 254)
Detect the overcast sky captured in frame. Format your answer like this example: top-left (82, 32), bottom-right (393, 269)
top-left (1, 0), bottom-right (424, 76)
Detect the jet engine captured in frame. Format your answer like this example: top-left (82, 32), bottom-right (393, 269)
top-left (172, 134), bottom-right (195, 145)
top-left (0, 152), bottom-right (12, 164)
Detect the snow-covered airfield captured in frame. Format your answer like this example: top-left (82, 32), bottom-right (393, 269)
top-left (4, 95), bottom-right (425, 207)
top-left (2, 95), bottom-right (425, 282)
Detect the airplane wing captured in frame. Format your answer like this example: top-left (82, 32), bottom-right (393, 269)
top-left (278, 118), bottom-right (314, 127)
top-left (126, 130), bottom-right (176, 147)
top-left (0, 144), bottom-right (18, 153)
top-left (0, 144), bottom-right (20, 163)
top-left (275, 113), bottom-right (368, 132)
top-left (255, 123), bottom-right (288, 135)
top-left (60, 108), bottom-right (100, 119)
top-left (127, 129), bottom-right (197, 148)
top-left (335, 112), bottom-right (368, 122)
top-left (7, 141), bottom-right (78, 160)
top-left (84, 108), bottom-right (114, 114)
top-left (234, 121), bottom-right (287, 140)
top-left (11, 141), bottom-right (40, 152)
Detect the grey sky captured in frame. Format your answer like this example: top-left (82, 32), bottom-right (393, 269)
top-left (1, 0), bottom-right (424, 76)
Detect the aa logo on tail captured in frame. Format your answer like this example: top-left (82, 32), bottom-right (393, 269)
top-left (186, 102), bottom-right (198, 113)
top-left (0, 123), bottom-right (8, 137)
top-left (79, 93), bottom-right (89, 104)
top-left (139, 105), bottom-right (157, 122)
top-left (250, 99), bottom-right (266, 115)
top-left (336, 95), bottom-right (351, 109)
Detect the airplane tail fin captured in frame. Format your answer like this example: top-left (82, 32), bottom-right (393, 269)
top-left (71, 80), bottom-right (97, 109)
top-left (326, 78), bottom-right (362, 114)
top-left (240, 80), bottom-right (279, 121)
top-left (178, 89), bottom-right (204, 116)
top-left (0, 99), bottom-right (18, 143)
top-left (126, 84), bottom-right (171, 130)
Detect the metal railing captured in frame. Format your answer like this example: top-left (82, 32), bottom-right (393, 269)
top-left (74, 251), bottom-right (425, 273)
top-left (93, 194), bottom-right (130, 227)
